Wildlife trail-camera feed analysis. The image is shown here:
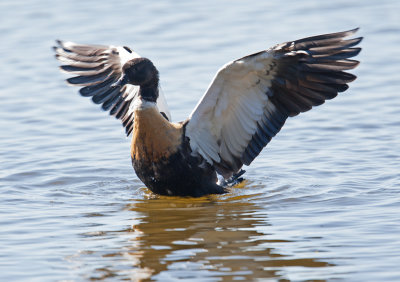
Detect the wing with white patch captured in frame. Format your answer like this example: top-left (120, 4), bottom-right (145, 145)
top-left (186, 28), bottom-right (362, 177)
top-left (54, 40), bottom-right (171, 136)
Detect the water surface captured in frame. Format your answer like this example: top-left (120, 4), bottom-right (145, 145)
top-left (1, 0), bottom-right (400, 281)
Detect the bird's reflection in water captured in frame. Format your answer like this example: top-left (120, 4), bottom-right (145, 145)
top-left (117, 187), bottom-right (332, 281)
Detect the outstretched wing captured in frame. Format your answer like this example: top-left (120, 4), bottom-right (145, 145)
top-left (54, 41), bottom-right (171, 136)
top-left (186, 28), bottom-right (362, 178)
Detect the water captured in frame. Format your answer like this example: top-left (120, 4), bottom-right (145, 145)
top-left (1, 0), bottom-right (399, 280)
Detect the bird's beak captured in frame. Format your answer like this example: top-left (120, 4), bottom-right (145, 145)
top-left (112, 74), bottom-right (129, 88)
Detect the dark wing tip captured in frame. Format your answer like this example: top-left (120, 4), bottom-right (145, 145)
top-left (123, 46), bottom-right (132, 53)
top-left (53, 40), bottom-right (63, 54)
top-left (268, 27), bottom-right (362, 116)
top-left (54, 40), bottom-right (67, 50)
top-left (336, 27), bottom-right (360, 37)
top-left (352, 60), bottom-right (360, 68)
top-left (294, 27), bottom-right (361, 44)
top-left (353, 36), bottom-right (363, 45)
top-left (346, 27), bottom-right (360, 34)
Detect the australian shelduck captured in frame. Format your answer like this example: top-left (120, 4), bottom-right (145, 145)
top-left (54, 28), bottom-right (362, 197)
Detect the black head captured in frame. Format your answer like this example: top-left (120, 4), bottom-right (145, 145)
top-left (113, 57), bottom-right (159, 102)
top-left (122, 57), bottom-right (159, 87)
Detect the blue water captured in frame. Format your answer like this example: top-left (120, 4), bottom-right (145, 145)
top-left (1, 0), bottom-right (400, 281)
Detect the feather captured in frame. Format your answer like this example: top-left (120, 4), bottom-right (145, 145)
top-left (67, 68), bottom-right (112, 86)
top-left (54, 40), bottom-right (170, 136)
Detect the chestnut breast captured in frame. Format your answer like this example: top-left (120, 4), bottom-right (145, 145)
top-left (131, 106), bottom-right (183, 162)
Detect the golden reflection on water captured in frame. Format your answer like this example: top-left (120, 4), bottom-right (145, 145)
top-left (111, 187), bottom-right (332, 281)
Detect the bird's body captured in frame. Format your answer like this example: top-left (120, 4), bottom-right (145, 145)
top-left (130, 101), bottom-right (223, 196)
top-left (54, 28), bottom-right (362, 197)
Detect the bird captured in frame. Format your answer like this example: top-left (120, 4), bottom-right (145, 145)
top-left (54, 28), bottom-right (362, 197)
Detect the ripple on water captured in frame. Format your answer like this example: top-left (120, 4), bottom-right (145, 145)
top-left (1, 0), bottom-right (400, 281)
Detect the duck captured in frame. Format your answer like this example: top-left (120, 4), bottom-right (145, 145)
top-left (54, 28), bottom-right (362, 197)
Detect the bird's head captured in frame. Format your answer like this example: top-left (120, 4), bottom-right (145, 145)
top-left (113, 57), bottom-right (159, 102)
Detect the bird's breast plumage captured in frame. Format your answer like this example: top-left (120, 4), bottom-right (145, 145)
top-left (131, 106), bottom-right (183, 163)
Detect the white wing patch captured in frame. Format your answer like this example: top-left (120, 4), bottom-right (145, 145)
top-left (186, 54), bottom-right (276, 172)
